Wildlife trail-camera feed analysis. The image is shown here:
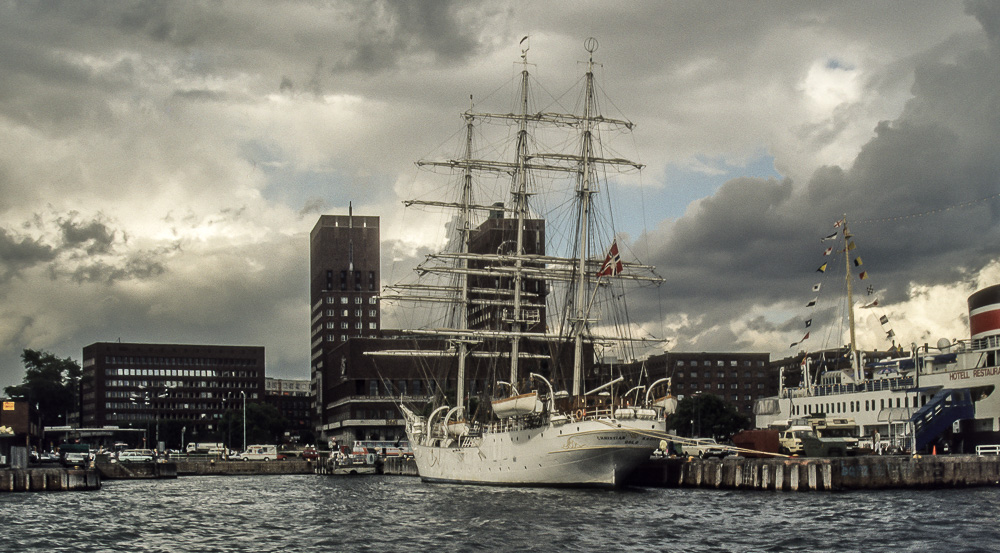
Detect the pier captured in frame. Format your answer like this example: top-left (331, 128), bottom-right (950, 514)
top-left (628, 454), bottom-right (1000, 491)
top-left (0, 467), bottom-right (100, 492)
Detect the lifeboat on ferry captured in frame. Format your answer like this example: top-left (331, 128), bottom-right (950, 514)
top-left (653, 395), bottom-right (679, 415)
top-left (492, 391), bottom-right (540, 418)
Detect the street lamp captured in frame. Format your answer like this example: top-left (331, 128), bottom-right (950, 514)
top-left (240, 391), bottom-right (246, 452)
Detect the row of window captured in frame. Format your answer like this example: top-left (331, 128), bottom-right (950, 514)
top-left (325, 296), bottom-right (378, 305)
top-left (326, 270), bottom-right (377, 292)
top-left (105, 411), bottom-right (219, 421)
top-left (325, 309), bottom-right (378, 319)
top-left (790, 394), bottom-right (930, 417)
top-left (104, 379), bottom-right (256, 392)
top-left (325, 321), bottom-right (378, 334)
top-left (676, 382), bottom-right (764, 390)
top-left (676, 359), bottom-right (766, 367)
top-left (101, 355), bottom-right (258, 367)
top-left (105, 368), bottom-right (259, 378)
top-left (349, 409), bottom-right (399, 420)
top-left (682, 371), bottom-right (767, 379)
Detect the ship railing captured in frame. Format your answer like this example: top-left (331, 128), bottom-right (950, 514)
top-left (786, 376), bottom-right (917, 398)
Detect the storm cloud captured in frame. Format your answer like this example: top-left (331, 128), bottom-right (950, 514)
top-left (0, 1), bottom-right (996, 390)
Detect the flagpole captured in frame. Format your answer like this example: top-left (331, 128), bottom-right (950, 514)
top-left (843, 214), bottom-right (859, 379)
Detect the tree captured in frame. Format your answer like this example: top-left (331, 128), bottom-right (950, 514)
top-left (3, 349), bottom-right (82, 427)
top-left (219, 402), bottom-right (288, 449)
top-left (667, 393), bottom-right (750, 441)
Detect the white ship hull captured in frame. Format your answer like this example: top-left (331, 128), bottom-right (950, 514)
top-left (408, 417), bottom-right (662, 487)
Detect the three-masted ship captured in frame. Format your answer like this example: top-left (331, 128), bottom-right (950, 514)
top-left (379, 38), bottom-right (674, 487)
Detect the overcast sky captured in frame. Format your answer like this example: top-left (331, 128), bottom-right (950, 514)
top-left (2, 1), bottom-right (999, 390)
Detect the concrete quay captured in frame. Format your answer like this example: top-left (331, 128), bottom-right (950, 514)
top-left (173, 459), bottom-right (315, 476)
top-left (628, 454), bottom-right (1000, 491)
top-left (381, 456), bottom-right (418, 476)
top-left (0, 467), bottom-right (101, 492)
top-left (96, 461), bottom-right (178, 480)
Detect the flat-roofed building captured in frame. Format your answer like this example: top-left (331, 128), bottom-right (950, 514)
top-left (80, 342), bottom-right (265, 449)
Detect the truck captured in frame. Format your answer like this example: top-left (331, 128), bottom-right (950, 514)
top-left (240, 444), bottom-right (280, 461)
top-left (777, 416), bottom-right (859, 456)
top-left (185, 442), bottom-right (225, 454)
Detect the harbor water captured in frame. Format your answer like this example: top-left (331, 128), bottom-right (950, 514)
top-left (2, 475), bottom-right (999, 552)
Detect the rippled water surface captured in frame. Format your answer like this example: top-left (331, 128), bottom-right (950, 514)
top-left (2, 475), bottom-right (999, 552)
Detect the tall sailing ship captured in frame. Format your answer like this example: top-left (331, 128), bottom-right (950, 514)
top-left (377, 38), bottom-right (674, 487)
top-left (755, 217), bottom-right (1000, 453)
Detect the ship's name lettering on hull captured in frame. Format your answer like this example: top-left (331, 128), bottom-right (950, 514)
top-left (950, 367), bottom-right (1000, 381)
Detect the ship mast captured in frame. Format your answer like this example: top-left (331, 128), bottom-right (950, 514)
top-left (507, 44), bottom-right (532, 386)
top-left (453, 108), bottom-right (475, 415)
top-left (571, 38), bottom-right (600, 397)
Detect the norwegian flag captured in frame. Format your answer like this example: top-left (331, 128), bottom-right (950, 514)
top-left (597, 241), bottom-right (623, 277)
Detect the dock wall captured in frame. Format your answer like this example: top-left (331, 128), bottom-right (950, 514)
top-left (0, 468), bottom-right (101, 492)
top-left (629, 454), bottom-right (1000, 491)
top-left (96, 461), bottom-right (178, 480)
top-left (381, 456), bottom-right (418, 476)
top-left (173, 459), bottom-right (315, 476)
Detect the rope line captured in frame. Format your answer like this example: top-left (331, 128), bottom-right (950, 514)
top-left (853, 191), bottom-right (1000, 225)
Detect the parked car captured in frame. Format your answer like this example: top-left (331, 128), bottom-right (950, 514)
top-left (302, 447), bottom-right (319, 460)
top-left (682, 438), bottom-right (731, 458)
top-left (61, 444), bottom-right (92, 467)
top-left (119, 449), bottom-right (155, 463)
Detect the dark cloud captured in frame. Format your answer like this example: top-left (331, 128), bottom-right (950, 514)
top-left (336, 0), bottom-right (492, 72)
top-left (631, 5), bottom-right (1000, 351)
top-left (0, 228), bottom-right (56, 282)
top-left (299, 197), bottom-right (330, 218)
top-left (58, 215), bottom-right (116, 255)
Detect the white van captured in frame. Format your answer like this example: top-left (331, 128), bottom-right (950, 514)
top-left (240, 444), bottom-right (280, 461)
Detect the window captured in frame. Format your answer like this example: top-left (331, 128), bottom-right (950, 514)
top-left (369, 297), bottom-right (377, 304)
top-left (677, 360), bottom-right (685, 366)
top-left (690, 372), bottom-right (697, 378)
top-left (340, 297), bottom-right (348, 304)
top-left (716, 360), bottom-right (724, 366)
top-left (355, 297), bottom-right (362, 304)
top-left (368, 322), bottom-right (376, 329)
top-left (355, 309), bottom-right (361, 317)
top-left (340, 322), bottom-right (348, 329)
top-left (717, 371), bottom-right (725, 378)
top-left (730, 360), bottom-right (737, 366)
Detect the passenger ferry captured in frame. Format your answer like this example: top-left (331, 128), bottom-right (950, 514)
top-left (756, 283), bottom-right (1000, 454)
